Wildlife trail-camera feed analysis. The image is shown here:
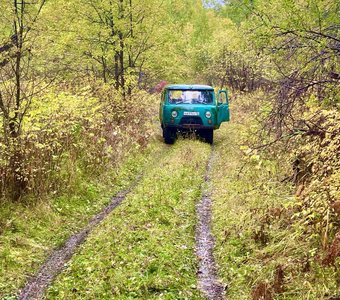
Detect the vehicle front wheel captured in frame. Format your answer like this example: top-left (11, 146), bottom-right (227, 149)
top-left (199, 129), bottom-right (213, 144)
top-left (163, 127), bottom-right (177, 144)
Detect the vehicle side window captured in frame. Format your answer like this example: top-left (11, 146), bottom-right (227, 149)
top-left (219, 92), bottom-right (227, 104)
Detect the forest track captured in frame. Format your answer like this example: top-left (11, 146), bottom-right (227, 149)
top-left (18, 176), bottom-right (142, 300)
top-left (17, 140), bottom-right (224, 299)
top-left (196, 148), bottom-right (225, 300)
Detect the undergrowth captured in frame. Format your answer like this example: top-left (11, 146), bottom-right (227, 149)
top-left (0, 142), bottom-right (160, 299)
top-left (0, 85), bottom-right (160, 298)
top-left (211, 92), bottom-right (339, 300)
top-left (0, 84), bottom-right (157, 200)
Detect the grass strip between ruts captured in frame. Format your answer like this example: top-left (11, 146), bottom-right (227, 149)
top-left (47, 139), bottom-right (211, 300)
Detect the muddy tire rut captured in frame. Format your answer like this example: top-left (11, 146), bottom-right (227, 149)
top-left (18, 177), bottom-right (141, 300)
top-left (196, 149), bottom-right (225, 299)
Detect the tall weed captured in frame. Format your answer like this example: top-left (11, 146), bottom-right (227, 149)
top-left (0, 84), bottom-right (158, 202)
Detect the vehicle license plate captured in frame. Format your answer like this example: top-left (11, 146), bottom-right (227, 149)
top-left (183, 112), bottom-right (199, 116)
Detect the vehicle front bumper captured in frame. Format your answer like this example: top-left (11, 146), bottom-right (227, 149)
top-left (163, 123), bottom-right (216, 130)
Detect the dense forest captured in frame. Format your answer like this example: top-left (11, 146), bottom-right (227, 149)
top-left (0, 0), bottom-right (339, 299)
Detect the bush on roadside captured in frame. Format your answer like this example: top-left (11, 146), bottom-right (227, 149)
top-left (0, 82), bottom-right (158, 202)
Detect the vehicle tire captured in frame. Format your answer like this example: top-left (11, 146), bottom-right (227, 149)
top-left (202, 129), bottom-right (213, 144)
top-left (163, 127), bottom-right (176, 144)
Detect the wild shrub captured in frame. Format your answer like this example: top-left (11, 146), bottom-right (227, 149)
top-left (0, 84), bottom-right (157, 202)
top-left (242, 92), bottom-right (339, 256)
top-left (213, 92), bottom-right (339, 299)
top-left (291, 109), bottom-right (340, 253)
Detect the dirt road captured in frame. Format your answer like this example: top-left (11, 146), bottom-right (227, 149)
top-left (17, 139), bottom-right (224, 300)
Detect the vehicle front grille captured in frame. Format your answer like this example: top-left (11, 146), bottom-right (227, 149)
top-left (179, 116), bottom-right (203, 125)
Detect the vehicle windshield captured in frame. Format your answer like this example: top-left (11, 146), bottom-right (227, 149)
top-left (168, 90), bottom-right (213, 104)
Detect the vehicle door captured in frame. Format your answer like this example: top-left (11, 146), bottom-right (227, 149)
top-left (159, 89), bottom-right (166, 123)
top-left (217, 90), bottom-right (230, 126)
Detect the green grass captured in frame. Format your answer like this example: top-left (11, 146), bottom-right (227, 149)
top-left (46, 139), bottom-right (211, 300)
top-left (0, 142), bottom-right (162, 299)
top-left (210, 96), bottom-right (339, 299)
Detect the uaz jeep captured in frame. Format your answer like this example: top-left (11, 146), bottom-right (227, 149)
top-left (159, 84), bottom-right (230, 144)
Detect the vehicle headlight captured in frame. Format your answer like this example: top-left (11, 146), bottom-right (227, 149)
top-left (172, 111), bottom-right (178, 118)
top-left (205, 111), bottom-right (212, 118)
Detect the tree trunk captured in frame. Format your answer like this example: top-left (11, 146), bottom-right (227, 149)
top-left (127, 0), bottom-right (133, 96)
top-left (10, 0), bottom-right (25, 200)
top-left (114, 52), bottom-right (119, 89)
top-left (101, 56), bottom-right (107, 83)
top-left (118, 0), bottom-right (125, 97)
top-left (119, 32), bottom-right (125, 97)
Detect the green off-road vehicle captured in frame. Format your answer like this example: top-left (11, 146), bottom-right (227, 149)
top-left (159, 84), bottom-right (230, 144)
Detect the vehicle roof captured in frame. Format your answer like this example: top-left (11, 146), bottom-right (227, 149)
top-left (165, 84), bottom-right (214, 91)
